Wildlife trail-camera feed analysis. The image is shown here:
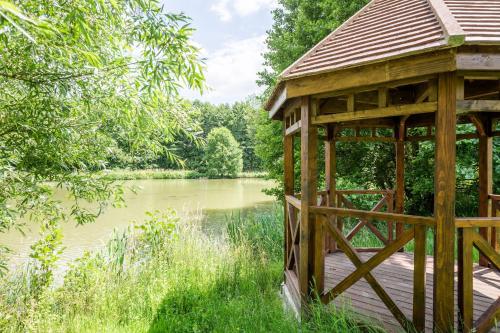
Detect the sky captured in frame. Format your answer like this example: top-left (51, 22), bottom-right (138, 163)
top-left (161, 0), bottom-right (277, 104)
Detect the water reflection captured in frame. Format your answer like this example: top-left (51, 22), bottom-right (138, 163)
top-left (0, 178), bottom-right (275, 271)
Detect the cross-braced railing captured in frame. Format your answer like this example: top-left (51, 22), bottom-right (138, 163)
top-left (456, 194), bottom-right (500, 333)
top-left (336, 190), bottom-right (395, 249)
top-left (285, 195), bottom-right (301, 281)
top-left (316, 189), bottom-right (395, 253)
top-left (311, 205), bottom-right (434, 331)
top-left (286, 190), bottom-right (500, 332)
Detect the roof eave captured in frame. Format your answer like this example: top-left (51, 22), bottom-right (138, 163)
top-left (277, 0), bottom-right (376, 81)
top-left (428, 0), bottom-right (465, 47)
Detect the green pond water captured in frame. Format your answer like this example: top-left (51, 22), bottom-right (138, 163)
top-left (0, 178), bottom-right (276, 272)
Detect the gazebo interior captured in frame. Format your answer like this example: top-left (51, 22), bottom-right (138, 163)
top-left (265, 0), bottom-right (500, 332)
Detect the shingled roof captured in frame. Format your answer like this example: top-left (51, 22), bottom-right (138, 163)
top-left (280, 0), bottom-right (500, 81)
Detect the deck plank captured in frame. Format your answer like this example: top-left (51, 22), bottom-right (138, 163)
top-left (321, 252), bottom-right (500, 332)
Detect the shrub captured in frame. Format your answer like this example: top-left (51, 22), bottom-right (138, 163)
top-left (204, 127), bottom-right (243, 178)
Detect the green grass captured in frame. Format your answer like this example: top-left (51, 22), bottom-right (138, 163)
top-left (0, 207), bottom-right (383, 333)
top-left (101, 169), bottom-right (268, 181)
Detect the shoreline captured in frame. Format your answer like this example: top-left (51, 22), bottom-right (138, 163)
top-left (101, 169), bottom-right (268, 181)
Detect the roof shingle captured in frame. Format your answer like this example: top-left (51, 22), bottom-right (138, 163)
top-left (280, 0), bottom-right (500, 80)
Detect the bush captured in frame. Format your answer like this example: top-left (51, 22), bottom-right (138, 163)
top-left (204, 127), bottom-right (243, 178)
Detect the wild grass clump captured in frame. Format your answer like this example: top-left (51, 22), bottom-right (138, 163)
top-left (226, 208), bottom-right (284, 261)
top-left (0, 207), bottom-right (383, 333)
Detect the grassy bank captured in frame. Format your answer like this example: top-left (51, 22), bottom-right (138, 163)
top-left (0, 208), bottom-right (383, 333)
top-left (101, 169), bottom-right (268, 181)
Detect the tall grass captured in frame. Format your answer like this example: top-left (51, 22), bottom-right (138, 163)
top-left (101, 169), bottom-right (267, 181)
top-left (0, 207), bottom-right (383, 333)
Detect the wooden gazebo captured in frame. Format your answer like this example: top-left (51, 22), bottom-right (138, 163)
top-left (265, 0), bottom-right (500, 332)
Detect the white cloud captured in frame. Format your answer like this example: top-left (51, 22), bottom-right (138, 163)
top-left (210, 0), bottom-right (232, 22)
top-left (183, 35), bottom-right (267, 104)
top-left (210, 0), bottom-right (277, 22)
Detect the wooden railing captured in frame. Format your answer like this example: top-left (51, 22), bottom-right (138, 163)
top-left (313, 189), bottom-right (396, 252)
top-left (456, 204), bottom-right (500, 332)
top-left (287, 191), bottom-right (500, 332)
top-left (311, 205), bottom-right (434, 332)
top-left (285, 195), bottom-right (301, 280)
top-left (336, 190), bottom-right (395, 250)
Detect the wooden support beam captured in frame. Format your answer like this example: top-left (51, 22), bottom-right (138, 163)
top-left (473, 232), bottom-right (500, 271)
top-left (458, 228), bottom-right (474, 332)
top-left (314, 214), bottom-right (325, 294)
top-left (433, 72), bottom-right (457, 333)
top-left (325, 126), bottom-right (337, 253)
top-left (347, 94), bottom-right (355, 112)
top-left (457, 76), bottom-right (465, 100)
top-left (310, 207), bottom-right (436, 226)
top-left (457, 54), bottom-right (500, 72)
top-left (300, 96), bottom-right (318, 302)
top-left (312, 102), bottom-right (437, 124)
top-left (269, 86), bottom-right (288, 119)
top-left (395, 117), bottom-right (406, 240)
top-left (284, 126), bottom-right (295, 274)
top-left (475, 298), bottom-right (500, 333)
top-left (285, 120), bottom-right (302, 136)
top-left (455, 217), bottom-right (500, 229)
top-left (338, 118), bottom-right (396, 128)
top-left (286, 195), bottom-right (301, 210)
top-left (378, 87), bottom-right (388, 108)
top-left (413, 225), bottom-right (427, 332)
top-left (405, 132), bottom-right (480, 142)
top-left (457, 100), bottom-right (500, 114)
top-left (286, 50), bottom-right (455, 99)
top-left (335, 136), bottom-right (396, 143)
top-left (478, 117), bottom-right (493, 267)
top-left (469, 115), bottom-right (486, 136)
top-left (416, 85), bottom-right (432, 103)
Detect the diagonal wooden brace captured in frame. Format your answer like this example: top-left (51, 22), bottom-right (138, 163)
top-left (473, 232), bottom-right (500, 271)
top-left (342, 196), bottom-right (389, 244)
top-left (321, 217), bottom-right (413, 329)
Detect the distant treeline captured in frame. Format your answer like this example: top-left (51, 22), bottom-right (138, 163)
top-left (106, 99), bottom-right (263, 174)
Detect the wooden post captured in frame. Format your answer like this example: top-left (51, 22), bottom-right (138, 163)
top-left (387, 191), bottom-right (394, 242)
top-left (458, 228), bottom-right (474, 332)
top-left (433, 72), bottom-right (457, 333)
top-left (314, 214), bottom-right (325, 296)
top-left (284, 125), bottom-right (295, 273)
top-left (388, 88), bottom-right (405, 243)
top-left (300, 96), bottom-right (318, 302)
top-left (395, 119), bottom-right (405, 237)
top-left (413, 225), bottom-right (427, 332)
top-left (494, 200), bottom-right (499, 252)
top-left (478, 118), bottom-right (493, 267)
top-left (325, 125), bottom-right (337, 252)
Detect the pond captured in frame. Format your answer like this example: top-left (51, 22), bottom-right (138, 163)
top-left (0, 178), bottom-right (276, 273)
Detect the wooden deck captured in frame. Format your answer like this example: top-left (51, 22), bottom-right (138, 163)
top-left (323, 252), bottom-right (500, 332)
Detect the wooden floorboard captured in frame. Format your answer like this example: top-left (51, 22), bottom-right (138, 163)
top-left (321, 252), bottom-right (500, 333)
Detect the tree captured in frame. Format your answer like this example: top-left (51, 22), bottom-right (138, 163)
top-left (205, 127), bottom-right (243, 178)
top-left (161, 98), bottom-right (262, 173)
top-left (0, 0), bottom-right (204, 278)
top-left (256, 0), bottom-right (497, 216)
top-left (258, 0), bottom-right (369, 91)
top-left (256, 0), bottom-right (369, 197)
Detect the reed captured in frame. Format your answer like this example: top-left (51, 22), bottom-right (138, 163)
top-left (0, 207), bottom-right (383, 333)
